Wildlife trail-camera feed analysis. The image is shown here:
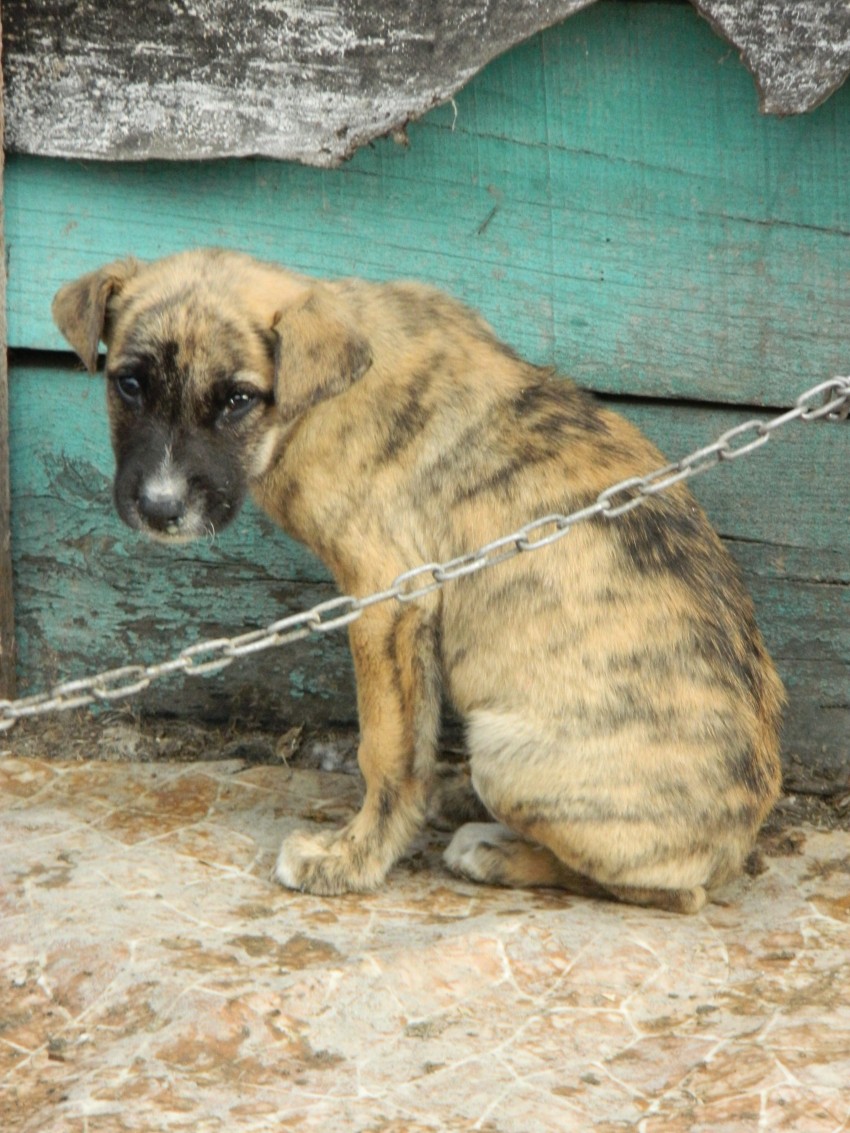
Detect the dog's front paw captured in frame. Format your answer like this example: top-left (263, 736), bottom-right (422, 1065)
top-left (274, 826), bottom-right (382, 896)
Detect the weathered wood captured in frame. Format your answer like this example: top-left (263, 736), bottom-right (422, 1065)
top-left (5, 4), bottom-right (850, 409)
top-left (3, 1), bottom-right (849, 167)
top-left (623, 401), bottom-right (850, 793)
top-left (694, 1), bottom-right (850, 115)
top-left (8, 361), bottom-right (849, 787)
top-left (4, 2), bottom-right (848, 787)
top-left (0, 0), bottom-right (595, 165)
top-left (0, 5), bottom-right (18, 700)
top-left (7, 361), bottom-right (355, 725)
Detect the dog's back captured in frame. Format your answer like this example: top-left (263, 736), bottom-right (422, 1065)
top-left (266, 271), bottom-right (784, 910)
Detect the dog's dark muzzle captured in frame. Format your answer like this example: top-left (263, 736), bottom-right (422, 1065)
top-left (137, 490), bottom-right (187, 534)
top-left (112, 422), bottom-right (247, 541)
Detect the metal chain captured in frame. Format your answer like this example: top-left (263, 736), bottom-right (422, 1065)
top-left (1, 375), bottom-right (848, 732)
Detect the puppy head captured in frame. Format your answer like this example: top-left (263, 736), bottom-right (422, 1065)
top-left (52, 249), bottom-right (371, 544)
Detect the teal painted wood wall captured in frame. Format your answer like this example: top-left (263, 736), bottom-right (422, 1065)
top-left (4, 2), bottom-right (849, 786)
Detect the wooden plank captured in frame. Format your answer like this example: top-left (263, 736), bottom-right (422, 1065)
top-left (623, 401), bottom-right (850, 792)
top-left (8, 361), bottom-right (848, 784)
top-left (0, 0), bottom-right (595, 165)
top-left (2, 1), bottom-right (848, 166)
top-left (7, 361), bottom-right (355, 726)
top-left (5, 3), bottom-right (849, 408)
top-left (694, 0), bottom-right (850, 115)
top-left (0, 6), bottom-right (17, 700)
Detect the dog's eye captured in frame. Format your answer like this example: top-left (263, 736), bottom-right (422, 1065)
top-left (219, 389), bottom-right (260, 424)
top-left (112, 372), bottom-right (144, 408)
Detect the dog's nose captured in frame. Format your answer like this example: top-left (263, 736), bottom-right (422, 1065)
top-left (138, 491), bottom-right (186, 531)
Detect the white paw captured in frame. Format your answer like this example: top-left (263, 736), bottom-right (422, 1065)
top-left (273, 828), bottom-right (330, 891)
top-left (272, 825), bottom-right (384, 896)
top-left (273, 838), bottom-right (302, 890)
top-left (444, 822), bottom-right (515, 878)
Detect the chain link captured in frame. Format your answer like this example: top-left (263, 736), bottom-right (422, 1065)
top-left (1, 375), bottom-right (847, 732)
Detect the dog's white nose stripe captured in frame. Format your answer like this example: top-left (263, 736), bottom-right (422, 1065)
top-left (143, 456), bottom-right (188, 504)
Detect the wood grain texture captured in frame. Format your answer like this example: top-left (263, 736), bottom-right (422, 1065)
top-left (1, 0), bottom-right (595, 165)
top-left (4, 2), bottom-right (848, 785)
top-left (7, 360), bottom-right (356, 725)
top-left (694, 0), bottom-right (850, 115)
top-left (0, 13), bottom-right (18, 700)
top-left (3, 1), bottom-right (849, 166)
top-left (8, 362), bottom-right (848, 786)
top-left (5, 4), bottom-right (850, 409)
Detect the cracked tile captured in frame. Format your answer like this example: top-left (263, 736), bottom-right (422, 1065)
top-left (1, 757), bottom-right (849, 1133)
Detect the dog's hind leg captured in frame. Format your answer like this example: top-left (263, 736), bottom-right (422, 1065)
top-left (275, 601), bottom-right (441, 895)
top-left (444, 823), bottom-right (707, 913)
top-left (442, 710), bottom-right (715, 914)
top-left (444, 822), bottom-right (612, 898)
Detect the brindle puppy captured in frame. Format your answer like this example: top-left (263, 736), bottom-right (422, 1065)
top-left (52, 248), bottom-right (784, 913)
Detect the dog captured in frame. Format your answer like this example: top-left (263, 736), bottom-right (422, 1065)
top-left (52, 248), bottom-right (784, 913)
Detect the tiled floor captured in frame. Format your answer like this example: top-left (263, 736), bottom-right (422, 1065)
top-left (1, 755), bottom-right (848, 1133)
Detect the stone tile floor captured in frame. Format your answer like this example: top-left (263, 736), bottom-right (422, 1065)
top-left (1, 755), bottom-right (848, 1132)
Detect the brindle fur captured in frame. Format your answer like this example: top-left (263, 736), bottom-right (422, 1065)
top-left (53, 248), bottom-right (785, 913)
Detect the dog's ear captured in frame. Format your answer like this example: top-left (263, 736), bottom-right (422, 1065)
top-left (272, 289), bottom-right (372, 422)
top-left (51, 259), bottom-right (139, 374)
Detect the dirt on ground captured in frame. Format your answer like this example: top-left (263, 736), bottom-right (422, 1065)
top-left (2, 710), bottom-right (849, 843)
top-left (1, 709), bottom-right (361, 776)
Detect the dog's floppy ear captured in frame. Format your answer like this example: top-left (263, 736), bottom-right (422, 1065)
top-left (51, 259), bottom-right (139, 374)
top-left (272, 289), bottom-right (372, 422)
